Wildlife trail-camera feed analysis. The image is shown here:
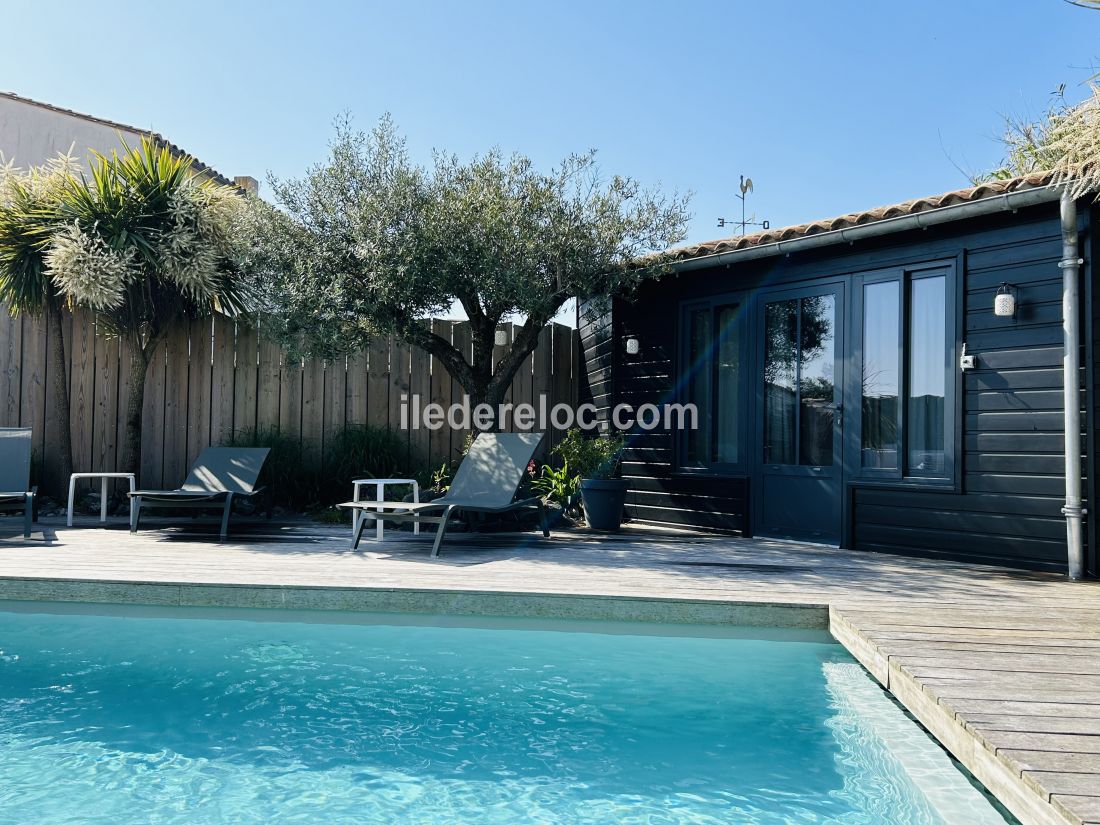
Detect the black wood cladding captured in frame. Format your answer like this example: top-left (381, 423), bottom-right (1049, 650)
top-left (602, 203), bottom-right (1088, 572)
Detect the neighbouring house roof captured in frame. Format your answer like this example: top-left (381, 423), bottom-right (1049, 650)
top-left (668, 170), bottom-right (1057, 265)
top-left (0, 91), bottom-right (235, 187)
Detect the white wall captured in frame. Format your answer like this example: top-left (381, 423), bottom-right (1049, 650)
top-left (0, 95), bottom-right (144, 172)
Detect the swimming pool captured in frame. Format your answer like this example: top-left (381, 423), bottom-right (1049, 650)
top-left (0, 604), bottom-right (1009, 824)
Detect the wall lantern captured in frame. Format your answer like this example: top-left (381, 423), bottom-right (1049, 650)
top-left (494, 329), bottom-right (509, 346)
top-left (624, 336), bottom-right (641, 355)
top-left (994, 282), bottom-right (1017, 318)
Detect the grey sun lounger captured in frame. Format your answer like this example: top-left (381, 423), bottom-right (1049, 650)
top-left (0, 428), bottom-right (36, 538)
top-left (129, 447), bottom-right (270, 539)
top-left (340, 431), bottom-right (549, 557)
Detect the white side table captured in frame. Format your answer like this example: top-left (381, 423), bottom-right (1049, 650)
top-left (67, 472), bottom-right (136, 527)
top-left (352, 478), bottom-right (419, 541)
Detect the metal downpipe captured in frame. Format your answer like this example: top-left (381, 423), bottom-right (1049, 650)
top-left (1060, 191), bottom-right (1086, 580)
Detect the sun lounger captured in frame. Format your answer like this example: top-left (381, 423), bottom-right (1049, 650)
top-left (340, 432), bottom-right (548, 557)
top-left (0, 428), bottom-right (35, 538)
top-left (129, 447), bottom-right (270, 539)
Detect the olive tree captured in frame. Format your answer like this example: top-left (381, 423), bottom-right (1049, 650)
top-left (256, 117), bottom-right (690, 417)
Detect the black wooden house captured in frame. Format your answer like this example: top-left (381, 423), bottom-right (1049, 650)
top-left (580, 172), bottom-right (1097, 576)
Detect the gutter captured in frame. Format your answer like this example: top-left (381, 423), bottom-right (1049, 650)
top-left (1060, 191), bottom-right (1086, 581)
top-left (671, 184), bottom-right (1063, 272)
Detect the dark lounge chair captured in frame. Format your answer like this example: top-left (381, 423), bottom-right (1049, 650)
top-left (129, 447), bottom-right (270, 539)
top-left (0, 428), bottom-right (35, 538)
top-left (340, 432), bottom-right (548, 557)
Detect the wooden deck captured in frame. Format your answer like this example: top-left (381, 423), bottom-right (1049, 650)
top-left (1, 516), bottom-right (1100, 825)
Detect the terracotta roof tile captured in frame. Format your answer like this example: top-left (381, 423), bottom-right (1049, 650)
top-left (668, 171), bottom-right (1056, 263)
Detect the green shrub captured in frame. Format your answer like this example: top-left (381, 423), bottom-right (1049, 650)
top-left (532, 460), bottom-right (579, 508)
top-left (553, 428), bottom-right (624, 480)
top-left (321, 425), bottom-right (415, 505)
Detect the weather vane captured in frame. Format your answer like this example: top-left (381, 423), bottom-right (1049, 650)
top-left (718, 175), bottom-right (770, 235)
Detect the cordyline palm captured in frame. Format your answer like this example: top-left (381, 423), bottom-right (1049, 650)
top-left (53, 138), bottom-right (258, 477)
top-left (0, 155), bottom-right (80, 492)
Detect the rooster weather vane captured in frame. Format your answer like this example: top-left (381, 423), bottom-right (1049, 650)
top-left (718, 175), bottom-right (770, 236)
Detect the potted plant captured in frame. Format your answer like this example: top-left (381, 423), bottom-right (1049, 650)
top-left (554, 429), bottom-right (627, 531)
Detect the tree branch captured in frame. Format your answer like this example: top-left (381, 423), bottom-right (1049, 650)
top-left (487, 295), bottom-right (568, 400)
top-left (395, 318), bottom-right (477, 392)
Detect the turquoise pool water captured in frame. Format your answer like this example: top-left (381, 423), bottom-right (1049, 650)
top-left (0, 605), bottom-right (1009, 824)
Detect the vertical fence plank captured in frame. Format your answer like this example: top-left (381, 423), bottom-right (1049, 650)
top-left (68, 309), bottom-right (96, 474)
top-left (346, 350), bottom-right (368, 426)
top-left (140, 338), bottom-right (167, 488)
top-left (0, 313), bottom-right (21, 427)
top-left (255, 331), bottom-right (281, 433)
top-left (160, 323), bottom-right (191, 486)
top-left (428, 320), bottom-right (453, 472)
top-left (91, 324), bottom-right (120, 473)
top-left (19, 317), bottom-right (46, 479)
top-left (323, 355), bottom-right (347, 450)
top-left (210, 315), bottom-right (236, 445)
top-left (492, 322), bottom-right (514, 429)
top-left (511, 325), bottom-right (534, 433)
top-left (366, 338), bottom-right (390, 431)
top-left (186, 317), bottom-right (212, 467)
top-left (388, 339), bottom-right (411, 467)
top-left (300, 356), bottom-right (325, 469)
top-left (41, 312), bottom-right (69, 491)
top-left (278, 353), bottom-right (303, 453)
top-left (231, 322), bottom-right (258, 439)
top-left (552, 324), bottom-right (573, 457)
top-left (532, 325), bottom-right (553, 460)
top-left (409, 322), bottom-right (431, 470)
top-left (116, 335), bottom-right (134, 475)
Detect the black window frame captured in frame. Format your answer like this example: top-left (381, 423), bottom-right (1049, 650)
top-left (676, 292), bottom-right (750, 474)
top-left (849, 260), bottom-right (958, 487)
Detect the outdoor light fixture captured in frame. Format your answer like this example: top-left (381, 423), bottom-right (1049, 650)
top-left (625, 336), bottom-right (640, 355)
top-left (494, 329), bottom-right (508, 346)
top-left (994, 282), bottom-right (1017, 318)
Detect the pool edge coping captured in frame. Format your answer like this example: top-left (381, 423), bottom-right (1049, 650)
top-left (830, 607), bottom-right (1074, 825)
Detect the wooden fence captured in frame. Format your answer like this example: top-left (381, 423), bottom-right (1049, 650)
top-left (0, 309), bottom-right (579, 494)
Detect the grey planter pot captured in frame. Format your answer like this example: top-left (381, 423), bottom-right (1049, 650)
top-left (579, 478), bottom-right (628, 531)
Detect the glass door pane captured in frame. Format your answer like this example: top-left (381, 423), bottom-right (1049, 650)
top-left (763, 300), bottom-right (798, 464)
top-left (798, 295), bottom-right (836, 466)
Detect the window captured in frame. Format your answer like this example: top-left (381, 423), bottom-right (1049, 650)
top-left (861, 281), bottom-right (900, 469)
top-left (680, 298), bottom-right (745, 470)
top-left (858, 264), bottom-right (953, 482)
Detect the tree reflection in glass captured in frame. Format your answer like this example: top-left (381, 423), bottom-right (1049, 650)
top-left (861, 281), bottom-right (900, 469)
top-left (763, 295), bottom-right (835, 466)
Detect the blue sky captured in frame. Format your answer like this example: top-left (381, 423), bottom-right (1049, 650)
top-left (3, 0), bottom-right (1098, 247)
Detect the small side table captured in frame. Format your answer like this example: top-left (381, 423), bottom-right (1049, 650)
top-left (352, 478), bottom-right (419, 541)
top-left (67, 472), bottom-right (136, 527)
